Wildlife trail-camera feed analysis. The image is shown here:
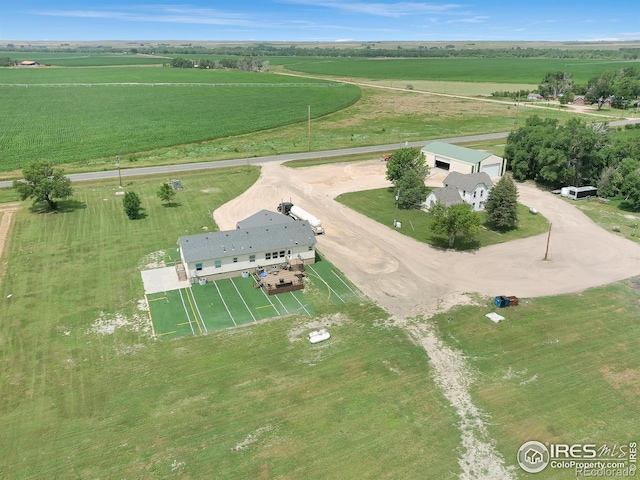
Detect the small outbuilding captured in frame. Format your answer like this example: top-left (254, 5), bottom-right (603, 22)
top-left (422, 141), bottom-right (505, 178)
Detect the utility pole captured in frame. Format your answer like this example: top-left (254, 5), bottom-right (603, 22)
top-left (116, 155), bottom-right (122, 188)
top-left (544, 223), bottom-right (552, 260)
top-left (393, 189), bottom-right (401, 227)
top-left (308, 105), bottom-right (311, 152)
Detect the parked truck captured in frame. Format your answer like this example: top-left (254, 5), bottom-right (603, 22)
top-left (277, 202), bottom-right (325, 235)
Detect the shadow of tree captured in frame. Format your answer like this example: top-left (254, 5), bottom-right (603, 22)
top-left (29, 199), bottom-right (87, 214)
top-left (161, 202), bottom-right (182, 208)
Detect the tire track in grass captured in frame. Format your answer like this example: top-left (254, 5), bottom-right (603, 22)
top-left (406, 317), bottom-right (516, 480)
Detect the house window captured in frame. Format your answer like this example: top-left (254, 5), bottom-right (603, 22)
top-left (308, 246), bottom-right (313, 251)
top-left (195, 263), bottom-right (203, 271)
top-left (249, 255), bottom-right (255, 263)
top-left (287, 249), bottom-right (292, 255)
top-left (215, 260), bottom-right (222, 268)
top-left (481, 190), bottom-right (484, 197)
top-left (473, 191), bottom-right (477, 198)
top-left (233, 257), bottom-right (238, 263)
top-left (463, 190), bottom-right (466, 196)
top-left (265, 253), bottom-right (271, 260)
top-left (279, 250), bottom-right (285, 258)
top-left (272, 251), bottom-right (278, 258)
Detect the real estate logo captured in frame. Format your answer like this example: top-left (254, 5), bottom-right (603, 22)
top-left (518, 440), bottom-right (637, 476)
top-left (517, 440), bottom-right (550, 473)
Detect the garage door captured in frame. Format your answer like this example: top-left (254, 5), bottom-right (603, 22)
top-left (481, 163), bottom-right (501, 177)
top-left (434, 156), bottom-right (451, 170)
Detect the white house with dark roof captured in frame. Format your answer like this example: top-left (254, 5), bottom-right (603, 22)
top-left (425, 171), bottom-right (493, 212)
top-left (178, 211), bottom-right (316, 281)
top-left (422, 141), bottom-right (505, 178)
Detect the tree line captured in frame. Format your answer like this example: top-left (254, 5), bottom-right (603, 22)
top-left (168, 56), bottom-right (268, 72)
top-left (505, 116), bottom-right (640, 209)
top-left (3, 43), bottom-right (640, 60)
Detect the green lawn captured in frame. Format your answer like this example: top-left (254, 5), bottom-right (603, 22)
top-left (0, 167), bottom-right (462, 478)
top-left (336, 187), bottom-right (549, 250)
top-left (429, 280), bottom-right (640, 478)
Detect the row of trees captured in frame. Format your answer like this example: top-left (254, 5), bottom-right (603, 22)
top-left (5, 42), bottom-right (640, 60)
top-left (13, 160), bottom-right (178, 218)
top-left (535, 68), bottom-right (640, 109)
top-left (169, 56), bottom-right (268, 72)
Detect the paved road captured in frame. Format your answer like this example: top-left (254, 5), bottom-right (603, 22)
top-left (2, 119), bottom-right (638, 190)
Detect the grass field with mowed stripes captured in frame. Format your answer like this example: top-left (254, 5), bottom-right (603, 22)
top-left (146, 257), bottom-right (361, 339)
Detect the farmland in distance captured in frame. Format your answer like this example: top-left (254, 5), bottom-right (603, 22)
top-left (0, 68), bottom-right (360, 171)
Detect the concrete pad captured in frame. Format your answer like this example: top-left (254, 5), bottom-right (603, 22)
top-left (141, 266), bottom-right (190, 294)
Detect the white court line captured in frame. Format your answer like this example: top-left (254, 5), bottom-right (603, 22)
top-left (188, 287), bottom-right (208, 333)
top-left (230, 278), bottom-right (257, 322)
top-left (214, 281), bottom-right (236, 326)
top-left (178, 289), bottom-right (195, 335)
top-left (307, 265), bottom-right (345, 303)
top-left (290, 291), bottom-right (311, 316)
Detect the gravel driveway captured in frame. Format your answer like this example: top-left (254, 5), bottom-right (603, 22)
top-left (215, 159), bottom-right (640, 319)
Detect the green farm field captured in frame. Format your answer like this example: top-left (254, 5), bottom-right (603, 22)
top-left (0, 54), bottom-right (616, 176)
top-left (0, 69), bottom-right (360, 171)
top-left (0, 52), bottom-right (168, 67)
top-left (272, 56), bottom-right (640, 85)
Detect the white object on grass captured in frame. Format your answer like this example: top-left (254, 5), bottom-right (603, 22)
top-left (308, 329), bottom-right (331, 344)
top-left (486, 312), bottom-right (505, 323)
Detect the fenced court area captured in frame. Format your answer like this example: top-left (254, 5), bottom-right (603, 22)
top-left (146, 257), bottom-right (361, 339)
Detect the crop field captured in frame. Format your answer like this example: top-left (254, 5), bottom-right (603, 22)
top-left (0, 52), bottom-right (167, 67)
top-left (0, 69), bottom-right (360, 171)
top-left (271, 56), bottom-right (640, 85)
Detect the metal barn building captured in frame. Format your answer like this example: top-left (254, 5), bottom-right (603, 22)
top-left (421, 141), bottom-right (505, 178)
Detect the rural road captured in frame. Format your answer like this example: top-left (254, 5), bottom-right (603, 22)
top-left (2, 118), bottom-right (638, 189)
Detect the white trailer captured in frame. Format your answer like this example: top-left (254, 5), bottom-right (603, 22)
top-left (289, 205), bottom-right (325, 235)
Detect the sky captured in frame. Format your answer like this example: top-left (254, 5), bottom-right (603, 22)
top-left (2, 1), bottom-right (640, 43)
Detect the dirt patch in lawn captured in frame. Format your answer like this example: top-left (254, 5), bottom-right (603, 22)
top-left (0, 202), bottom-right (21, 290)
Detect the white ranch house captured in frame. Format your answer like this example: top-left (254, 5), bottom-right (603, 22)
top-left (178, 210), bottom-right (316, 281)
top-left (425, 171), bottom-right (493, 212)
top-left (422, 141), bottom-right (505, 178)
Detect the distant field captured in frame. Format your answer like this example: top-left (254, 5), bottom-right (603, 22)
top-left (270, 57), bottom-right (640, 85)
top-left (0, 69), bottom-right (360, 171)
top-left (0, 52), bottom-right (167, 67)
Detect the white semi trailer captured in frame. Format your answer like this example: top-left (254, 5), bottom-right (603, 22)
top-left (278, 202), bottom-right (324, 234)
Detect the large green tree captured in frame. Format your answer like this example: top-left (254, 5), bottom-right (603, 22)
top-left (505, 116), bottom-right (609, 188)
top-left (429, 202), bottom-right (481, 248)
top-left (386, 147), bottom-right (429, 185)
top-left (13, 160), bottom-right (73, 210)
top-left (538, 71), bottom-right (574, 99)
top-left (395, 169), bottom-right (428, 209)
top-left (485, 175), bottom-right (519, 228)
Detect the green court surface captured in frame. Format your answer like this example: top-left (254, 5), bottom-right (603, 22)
top-left (146, 259), bottom-right (361, 339)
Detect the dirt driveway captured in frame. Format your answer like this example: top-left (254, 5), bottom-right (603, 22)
top-left (214, 160), bottom-right (640, 319)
